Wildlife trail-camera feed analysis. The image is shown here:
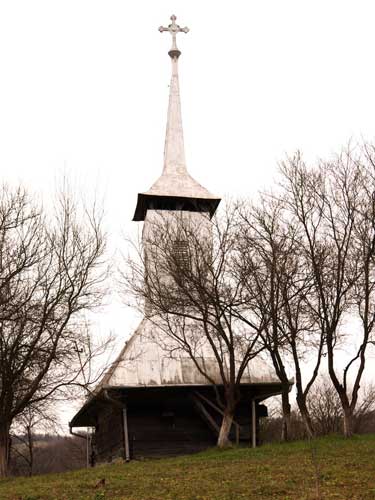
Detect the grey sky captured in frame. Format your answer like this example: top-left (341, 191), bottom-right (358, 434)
top-left (1, 0), bottom-right (374, 419)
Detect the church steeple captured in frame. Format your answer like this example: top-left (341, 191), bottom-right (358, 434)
top-left (159, 15), bottom-right (188, 177)
top-left (132, 15), bottom-right (220, 222)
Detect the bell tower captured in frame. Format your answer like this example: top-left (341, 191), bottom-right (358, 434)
top-left (70, 17), bottom-right (285, 457)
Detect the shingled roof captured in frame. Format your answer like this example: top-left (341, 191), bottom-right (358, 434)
top-left (97, 319), bottom-right (281, 389)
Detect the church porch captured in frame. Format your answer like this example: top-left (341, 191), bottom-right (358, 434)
top-left (70, 382), bottom-right (285, 463)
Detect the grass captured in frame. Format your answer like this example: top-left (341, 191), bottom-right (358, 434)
top-left (1, 434), bottom-right (375, 500)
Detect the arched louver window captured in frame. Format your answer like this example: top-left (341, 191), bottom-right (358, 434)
top-left (173, 239), bottom-right (190, 270)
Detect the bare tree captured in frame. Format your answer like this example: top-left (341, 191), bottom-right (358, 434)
top-left (307, 376), bottom-right (375, 436)
top-left (352, 383), bottom-right (375, 434)
top-left (238, 197), bottom-right (322, 439)
top-left (10, 400), bottom-right (60, 476)
top-left (123, 142), bottom-right (375, 444)
top-left (123, 206), bottom-right (266, 447)
top-left (280, 144), bottom-right (375, 437)
top-left (0, 184), bottom-right (106, 477)
top-left (10, 432), bottom-right (88, 476)
top-left (237, 198), bottom-right (294, 440)
top-left (307, 376), bottom-right (342, 435)
top-left (347, 143), bottom-right (375, 434)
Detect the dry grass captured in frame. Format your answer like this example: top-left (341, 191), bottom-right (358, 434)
top-left (1, 434), bottom-right (375, 500)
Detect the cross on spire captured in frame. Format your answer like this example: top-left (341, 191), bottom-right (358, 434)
top-left (159, 15), bottom-right (189, 57)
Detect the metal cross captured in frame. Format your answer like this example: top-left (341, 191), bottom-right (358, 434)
top-left (159, 15), bottom-right (189, 52)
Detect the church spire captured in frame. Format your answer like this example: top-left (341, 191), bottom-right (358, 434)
top-left (132, 15), bottom-right (220, 222)
top-left (159, 15), bottom-right (189, 176)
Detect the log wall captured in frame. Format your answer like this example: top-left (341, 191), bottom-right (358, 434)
top-left (93, 388), bottom-right (266, 462)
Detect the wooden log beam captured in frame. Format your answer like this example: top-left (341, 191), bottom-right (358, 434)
top-left (193, 391), bottom-right (242, 431)
top-left (190, 394), bottom-right (220, 435)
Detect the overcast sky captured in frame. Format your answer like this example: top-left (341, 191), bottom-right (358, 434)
top-left (1, 0), bottom-right (375, 417)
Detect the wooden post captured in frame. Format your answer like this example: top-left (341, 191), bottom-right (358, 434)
top-left (251, 399), bottom-right (256, 448)
top-left (122, 407), bottom-right (130, 462)
top-left (86, 429), bottom-right (90, 468)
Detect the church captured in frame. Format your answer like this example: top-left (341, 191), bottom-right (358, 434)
top-left (69, 15), bottom-right (289, 463)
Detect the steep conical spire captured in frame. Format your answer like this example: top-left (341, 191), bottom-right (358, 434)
top-left (132, 15), bottom-right (221, 221)
top-left (159, 15), bottom-right (189, 175)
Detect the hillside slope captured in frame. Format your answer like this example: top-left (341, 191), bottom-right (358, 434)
top-left (1, 434), bottom-right (375, 500)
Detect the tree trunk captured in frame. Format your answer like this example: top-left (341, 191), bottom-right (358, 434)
top-left (300, 408), bottom-right (315, 439)
top-left (327, 353), bottom-right (354, 438)
top-left (0, 421), bottom-right (10, 478)
top-left (281, 389), bottom-right (292, 441)
top-left (343, 408), bottom-right (354, 438)
top-left (296, 396), bottom-right (315, 438)
top-left (217, 409), bottom-right (234, 448)
top-left (27, 425), bottom-right (33, 477)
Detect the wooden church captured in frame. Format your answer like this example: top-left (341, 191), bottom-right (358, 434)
top-left (70, 15), bottom-right (289, 463)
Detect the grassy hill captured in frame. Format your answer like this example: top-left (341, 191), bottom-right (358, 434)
top-left (1, 434), bottom-right (375, 500)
